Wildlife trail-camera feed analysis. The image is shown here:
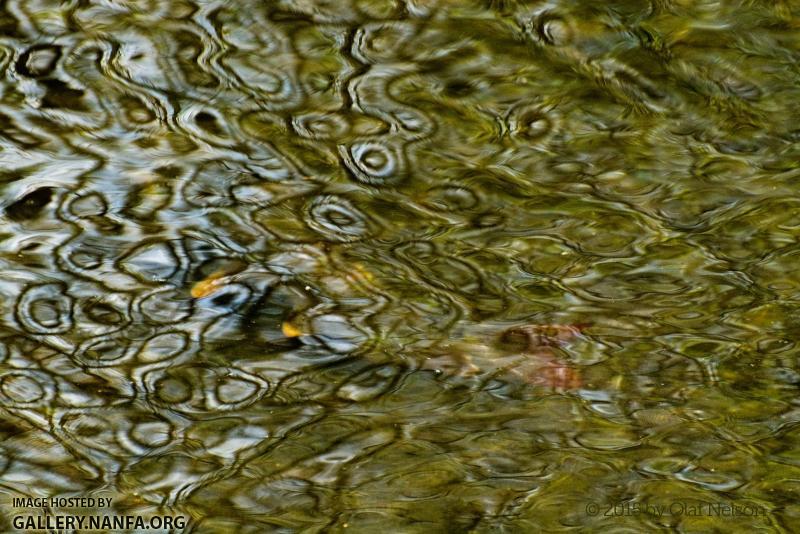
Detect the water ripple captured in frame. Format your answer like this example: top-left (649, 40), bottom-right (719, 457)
top-left (0, 0), bottom-right (795, 531)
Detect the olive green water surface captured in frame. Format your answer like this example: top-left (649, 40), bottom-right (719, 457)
top-left (0, 0), bottom-right (800, 532)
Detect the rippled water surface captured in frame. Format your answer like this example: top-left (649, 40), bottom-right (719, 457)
top-left (1, 0), bottom-right (800, 532)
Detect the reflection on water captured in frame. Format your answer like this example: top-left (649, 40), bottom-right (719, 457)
top-left (0, 0), bottom-right (799, 531)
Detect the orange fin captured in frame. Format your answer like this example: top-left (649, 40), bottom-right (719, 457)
top-left (190, 269), bottom-right (230, 299)
top-left (281, 322), bottom-right (303, 338)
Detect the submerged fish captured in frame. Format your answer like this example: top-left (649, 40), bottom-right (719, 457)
top-left (422, 323), bottom-right (589, 391)
top-left (190, 269), bottom-right (232, 298)
top-left (504, 345), bottom-right (582, 391)
top-left (500, 323), bottom-right (591, 348)
top-left (189, 261), bottom-right (249, 299)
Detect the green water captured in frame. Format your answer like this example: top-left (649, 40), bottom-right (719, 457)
top-left (0, 0), bottom-right (799, 532)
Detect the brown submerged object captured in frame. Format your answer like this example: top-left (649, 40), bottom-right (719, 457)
top-left (424, 323), bottom-right (590, 391)
top-left (505, 344), bottom-right (583, 390)
top-left (501, 323), bottom-right (589, 390)
top-left (500, 323), bottom-right (592, 349)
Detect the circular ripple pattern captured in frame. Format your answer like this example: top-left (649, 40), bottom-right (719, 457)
top-left (0, 0), bottom-right (796, 531)
top-left (15, 283), bottom-right (73, 334)
top-left (0, 370), bottom-right (56, 407)
top-left (305, 195), bottom-right (372, 242)
top-left (340, 141), bottom-right (407, 185)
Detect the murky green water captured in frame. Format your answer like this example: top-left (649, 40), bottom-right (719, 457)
top-left (1, 0), bottom-right (800, 532)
